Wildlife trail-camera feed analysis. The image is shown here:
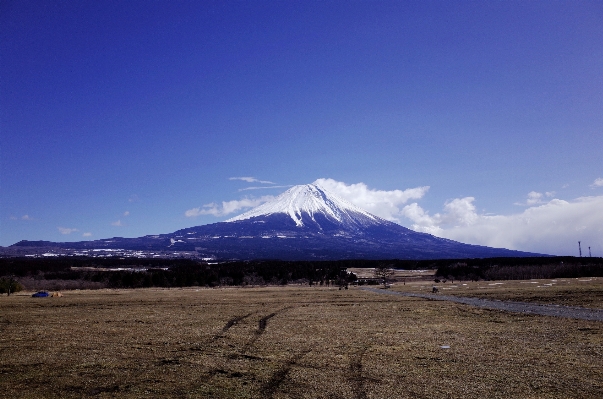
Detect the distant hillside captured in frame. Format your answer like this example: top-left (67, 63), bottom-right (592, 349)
top-left (11, 182), bottom-right (546, 260)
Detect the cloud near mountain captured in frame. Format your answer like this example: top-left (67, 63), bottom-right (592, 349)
top-left (186, 196), bottom-right (275, 217)
top-left (314, 178), bottom-right (429, 222)
top-left (58, 227), bottom-right (78, 235)
top-left (186, 179), bottom-right (428, 221)
top-left (185, 178), bottom-right (603, 256)
top-left (404, 196), bottom-right (603, 256)
top-left (320, 180), bottom-right (603, 256)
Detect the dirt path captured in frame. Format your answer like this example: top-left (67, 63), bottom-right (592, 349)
top-left (361, 287), bottom-right (603, 322)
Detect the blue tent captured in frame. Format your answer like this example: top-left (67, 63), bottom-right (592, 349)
top-left (32, 291), bottom-right (49, 297)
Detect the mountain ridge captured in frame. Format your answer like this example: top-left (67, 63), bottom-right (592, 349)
top-left (10, 183), bottom-right (547, 260)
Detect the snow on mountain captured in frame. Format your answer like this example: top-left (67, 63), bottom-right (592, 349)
top-left (10, 181), bottom-right (547, 260)
top-left (226, 181), bottom-right (381, 229)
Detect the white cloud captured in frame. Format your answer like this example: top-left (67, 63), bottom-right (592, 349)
top-left (441, 197), bottom-right (479, 225)
top-left (400, 202), bottom-right (443, 235)
top-left (315, 178), bottom-right (429, 222)
top-left (58, 227), bottom-right (78, 235)
top-left (402, 196), bottom-right (603, 256)
top-left (111, 220), bottom-right (123, 226)
top-left (230, 177), bottom-right (275, 184)
top-left (124, 211), bottom-right (130, 216)
top-left (514, 191), bottom-right (543, 206)
top-left (400, 197), bottom-right (478, 234)
top-left (128, 194), bottom-right (140, 203)
top-left (82, 232), bottom-right (92, 237)
top-left (9, 215), bottom-right (35, 221)
top-left (185, 196), bottom-right (274, 218)
top-left (182, 177), bottom-right (603, 256)
top-left (238, 185), bottom-right (292, 191)
top-left (188, 178), bottom-right (428, 221)
top-left (526, 191), bottom-right (543, 205)
top-left (590, 178), bottom-right (603, 189)
top-left (184, 208), bottom-right (202, 217)
top-left (515, 191), bottom-right (555, 206)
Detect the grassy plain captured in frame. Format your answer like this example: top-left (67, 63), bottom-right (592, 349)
top-left (392, 276), bottom-right (603, 309)
top-left (1, 282), bottom-right (602, 398)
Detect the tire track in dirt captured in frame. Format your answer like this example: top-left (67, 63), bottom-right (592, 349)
top-left (213, 313), bottom-right (253, 340)
top-left (261, 347), bottom-right (313, 399)
top-left (177, 312), bottom-right (255, 365)
top-left (189, 311), bottom-right (260, 389)
top-left (242, 306), bottom-right (293, 353)
top-left (258, 312), bottom-right (276, 332)
top-left (348, 346), bottom-right (369, 399)
top-left (199, 307), bottom-right (296, 388)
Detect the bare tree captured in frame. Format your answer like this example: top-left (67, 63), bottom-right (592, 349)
top-left (2, 275), bottom-right (20, 296)
top-left (374, 265), bottom-right (395, 288)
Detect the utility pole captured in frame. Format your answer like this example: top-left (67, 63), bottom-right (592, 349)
top-left (579, 241), bottom-right (582, 257)
top-left (589, 247), bottom-right (592, 257)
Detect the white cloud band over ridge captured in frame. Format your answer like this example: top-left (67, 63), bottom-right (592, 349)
top-left (238, 185), bottom-right (292, 191)
top-left (58, 227), bottom-right (78, 235)
top-left (184, 178), bottom-right (603, 256)
top-left (322, 180), bottom-right (603, 255)
top-left (315, 178), bottom-right (429, 222)
top-left (185, 196), bottom-right (275, 218)
top-left (229, 177), bottom-right (275, 184)
top-left (402, 196), bottom-right (603, 256)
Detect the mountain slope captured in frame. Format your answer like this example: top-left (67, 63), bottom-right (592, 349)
top-left (227, 183), bottom-right (381, 230)
top-left (11, 182), bottom-right (546, 260)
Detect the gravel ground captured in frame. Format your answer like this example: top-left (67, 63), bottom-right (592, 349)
top-left (362, 287), bottom-right (603, 321)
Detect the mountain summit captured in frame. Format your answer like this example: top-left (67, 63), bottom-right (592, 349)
top-left (12, 182), bottom-right (545, 260)
top-left (228, 182), bottom-right (381, 230)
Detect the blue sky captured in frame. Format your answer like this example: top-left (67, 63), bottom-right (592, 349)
top-left (2, 1), bottom-right (602, 255)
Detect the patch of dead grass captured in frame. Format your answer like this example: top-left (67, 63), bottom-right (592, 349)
top-left (392, 276), bottom-right (603, 309)
top-left (1, 286), bottom-right (602, 398)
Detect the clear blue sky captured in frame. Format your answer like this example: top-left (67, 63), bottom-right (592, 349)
top-left (2, 1), bottom-right (602, 255)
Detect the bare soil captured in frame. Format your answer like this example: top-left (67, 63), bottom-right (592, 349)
top-left (1, 284), bottom-right (602, 398)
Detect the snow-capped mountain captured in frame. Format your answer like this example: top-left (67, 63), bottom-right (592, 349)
top-left (11, 182), bottom-right (545, 260)
top-left (228, 182), bottom-right (381, 229)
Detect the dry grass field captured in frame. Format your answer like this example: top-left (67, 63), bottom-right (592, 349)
top-left (392, 276), bottom-right (603, 309)
top-left (1, 282), bottom-right (602, 398)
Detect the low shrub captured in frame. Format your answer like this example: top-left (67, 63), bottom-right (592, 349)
top-left (0, 277), bottom-right (24, 294)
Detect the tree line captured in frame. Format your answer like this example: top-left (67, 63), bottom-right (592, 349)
top-left (2, 256), bottom-right (602, 291)
top-left (0, 257), bottom-right (371, 290)
top-left (435, 257), bottom-right (603, 281)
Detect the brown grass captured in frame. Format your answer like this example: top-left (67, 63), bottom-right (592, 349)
top-left (392, 276), bottom-right (603, 309)
top-left (1, 284), bottom-right (602, 398)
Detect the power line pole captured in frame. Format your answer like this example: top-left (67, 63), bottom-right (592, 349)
top-left (589, 247), bottom-right (592, 257)
top-left (578, 241), bottom-right (582, 257)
